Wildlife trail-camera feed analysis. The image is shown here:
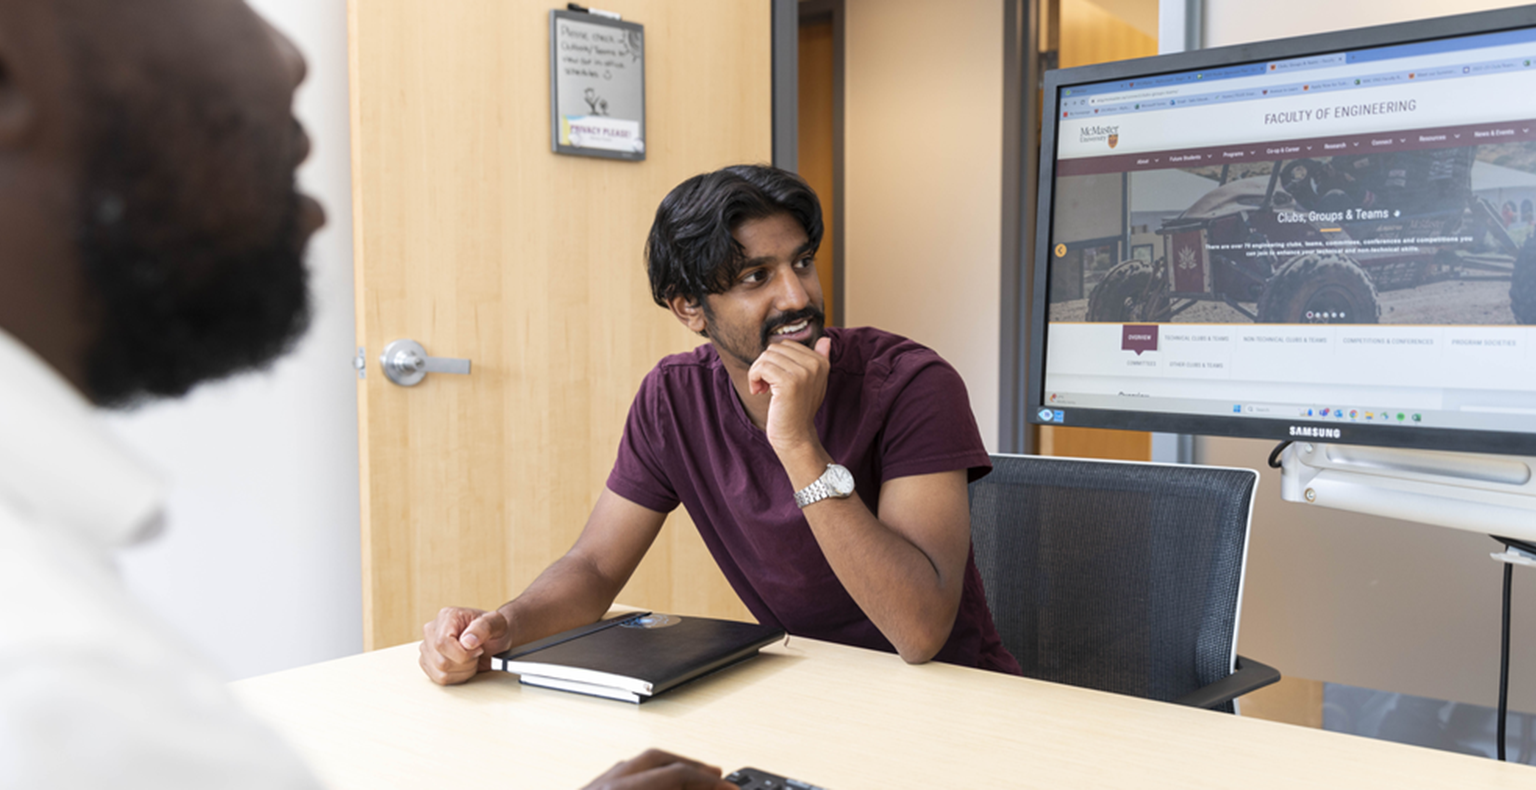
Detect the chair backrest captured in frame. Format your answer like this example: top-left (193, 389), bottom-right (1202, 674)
top-left (969, 454), bottom-right (1258, 707)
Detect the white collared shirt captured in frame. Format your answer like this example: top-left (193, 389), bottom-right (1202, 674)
top-left (0, 330), bottom-right (321, 789)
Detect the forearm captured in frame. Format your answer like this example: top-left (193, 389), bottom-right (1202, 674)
top-left (780, 444), bottom-right (963, 663)
top-left (746, 336), bottom-right (968, 663)
top-left (497, 554), bottom-right (626, 648)
top-left (808, 499), bottom-right (963, 662)
top-left (495, 488), bottom-right (667, 650)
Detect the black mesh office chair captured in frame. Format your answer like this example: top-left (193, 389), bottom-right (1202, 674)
top-left (969, 453), bottom-right (1280, 712)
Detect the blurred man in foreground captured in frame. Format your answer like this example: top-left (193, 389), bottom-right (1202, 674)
top-left (0, 2), bottom-right (728, 788)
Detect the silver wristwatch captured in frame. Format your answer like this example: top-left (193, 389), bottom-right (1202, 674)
top-left (794, 463), bottom-right (856, 508)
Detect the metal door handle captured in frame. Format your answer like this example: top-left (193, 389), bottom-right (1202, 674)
top-left (380, 339), bottom-right (471, 387)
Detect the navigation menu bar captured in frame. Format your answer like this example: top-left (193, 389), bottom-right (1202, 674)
top-left (1056, 118), bottom-right (1536, 178)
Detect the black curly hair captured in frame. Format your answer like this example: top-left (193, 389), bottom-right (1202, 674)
top-left (646, 164), bottom-right (823, 308)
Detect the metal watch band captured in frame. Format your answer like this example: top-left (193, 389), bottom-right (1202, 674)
top-left (794, 478), bottom-right (834, 508)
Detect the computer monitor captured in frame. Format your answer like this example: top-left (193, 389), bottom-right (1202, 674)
top-left (1029, 6), bottom-right (1536, 457)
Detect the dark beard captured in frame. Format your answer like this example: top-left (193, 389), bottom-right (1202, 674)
top-left (759, 306), bottom-right (824, 351)
top-left (73, 78), bottom-right (311, 407)
top-left (703, 302), bottom-right (825, 370)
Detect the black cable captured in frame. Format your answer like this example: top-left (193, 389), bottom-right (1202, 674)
top-left (1490, 534), bottom-right (1532, 762)
top-left (1499, 559), bottom-right (1511, 762)
top-left (1267, 441), bottom-right (1291, 469)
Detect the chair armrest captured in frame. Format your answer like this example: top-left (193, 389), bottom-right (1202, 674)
top-left (1171, 655), bottom-right (1281, 710)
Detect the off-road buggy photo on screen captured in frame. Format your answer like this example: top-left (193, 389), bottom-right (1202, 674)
top-left (1084, 146), bottom-right (1536, 325)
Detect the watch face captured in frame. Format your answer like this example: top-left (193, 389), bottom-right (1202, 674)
top-left (827, 464), bottom-right (855, 496)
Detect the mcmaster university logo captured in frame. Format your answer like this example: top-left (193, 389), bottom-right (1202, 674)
top-left (1079, 124), bottom-right (1121, 148)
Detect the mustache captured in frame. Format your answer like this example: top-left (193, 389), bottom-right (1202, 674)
top-left (760, 306), bottom-right (825, 346)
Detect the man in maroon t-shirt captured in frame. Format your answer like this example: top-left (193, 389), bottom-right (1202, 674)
top-left (420, 165), bottom-right (1020, 684)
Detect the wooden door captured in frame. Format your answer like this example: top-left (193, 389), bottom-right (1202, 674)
top-left (350, 0), bottom-right (765, 650)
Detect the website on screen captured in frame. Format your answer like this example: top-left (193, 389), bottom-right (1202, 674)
top-left (1041, 29), bottom-right (1536, 435)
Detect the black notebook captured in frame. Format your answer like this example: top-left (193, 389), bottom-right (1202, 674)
top-left (489, 612), bottom-right (785, 703)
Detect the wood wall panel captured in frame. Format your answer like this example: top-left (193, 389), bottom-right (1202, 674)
top-left (798, 17), bottom-right (837, 325)
top-left (351, 0), bottom-right (764, 650)
top-left (1058, 0), bottom-right (1157, 70)
top-left (1036, 424), bottom-right (1152, 460)
top-left (1038, 0), bottom-right (1156, 461)
top-left (1239, 677), bottom-right (1325, 729)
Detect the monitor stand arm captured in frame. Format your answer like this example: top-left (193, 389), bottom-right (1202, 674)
top-left (1279, 442), bottom-right (1536, 543)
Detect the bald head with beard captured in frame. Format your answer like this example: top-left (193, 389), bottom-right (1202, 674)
top-left (0, 0), bottom-right (323, 406)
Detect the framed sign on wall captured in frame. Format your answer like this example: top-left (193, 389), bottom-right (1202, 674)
top-left (550, 9), bottom-right (645, 161)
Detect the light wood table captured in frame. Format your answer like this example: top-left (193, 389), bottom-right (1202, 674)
top-left (233, 636), bottom-right (1532, 788)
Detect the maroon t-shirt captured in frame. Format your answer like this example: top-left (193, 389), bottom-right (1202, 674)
top-left (607, 326), bottom-right (1020, 674)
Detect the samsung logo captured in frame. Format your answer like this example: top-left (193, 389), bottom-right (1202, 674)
top-left (1289, 426), bottom-right (1341, 439)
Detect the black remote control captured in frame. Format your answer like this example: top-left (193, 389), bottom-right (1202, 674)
top-left (724, 767), bottom-right (827, 790)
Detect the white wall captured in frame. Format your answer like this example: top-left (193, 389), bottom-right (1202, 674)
top-left (843, 0), bottom-right (1003, 451)
top-left (106, 0), bottom-right (361, 681)
top-left (1190, 0), bottom-right (1536, 711)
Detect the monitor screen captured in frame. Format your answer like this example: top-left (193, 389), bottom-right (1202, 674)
top-left (1029, 7), bottom-right (1536, 456)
